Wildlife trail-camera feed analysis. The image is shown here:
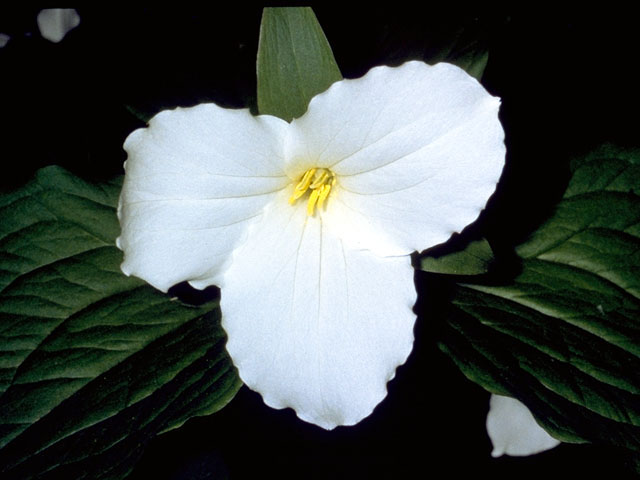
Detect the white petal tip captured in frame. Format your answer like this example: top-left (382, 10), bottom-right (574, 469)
top-left (487, 395), bottom-right (561, 457)
top-left (258, 391), bottom-right (377, 431)
top-left (231, 335), bottom-right (410, 431)
top-left (119, 261), bottom-right (131, 277)
top-left (0, 33), bottom-right (10, 48)
top-left (187, 278), bottom-right (218, 290)
top-left (491, 448), bottom-right (504, 458)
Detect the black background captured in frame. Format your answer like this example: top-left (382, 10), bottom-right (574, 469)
top-left (1, 6), bottom-right (638, 479)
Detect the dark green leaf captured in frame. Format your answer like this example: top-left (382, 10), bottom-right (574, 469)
top-left (0, 167), bottom-right (242, 480)
top-left (423, 24), bottom-right (490, 81)
top-left (257, 7), bottom-right (342, 121)
top-left (125, 104), bottom-right (152, 124)
top-left (419, 238), bottom-right (494, 275)
top-left (439, 145), bottom-right (640, 455)
top-left (363, 14), bottom-right (496, 81)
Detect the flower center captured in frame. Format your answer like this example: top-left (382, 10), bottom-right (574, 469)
top-left (288, 168), bottom-right (336, 216)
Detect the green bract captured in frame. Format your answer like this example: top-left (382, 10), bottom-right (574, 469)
top-left (257, 7), bottom-right (343, 121)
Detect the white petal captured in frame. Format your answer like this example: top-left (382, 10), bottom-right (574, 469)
top-left (287, 61), bottom-right (505, 256)
top-left (0, 33), bottom-right (10, 48)
top-left (37, 9), bottom-right (80, 43)
top-left (221, 191), bottom-right (416, 429)
top-left (117, 104), bottom-right (290, 292)
top-left (486, 394), bottom-right (561, 457)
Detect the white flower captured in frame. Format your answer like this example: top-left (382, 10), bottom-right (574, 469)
top-left (487, 394), bottom-right (561, 457)
top-left (117, 61), bottom-right (505, 429)
top-left (36, 9), bottom-right (80, 43)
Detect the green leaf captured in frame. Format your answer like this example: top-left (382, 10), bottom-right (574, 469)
top-left (418, 238), bottom-right (494, 275)
top-left (125, 103), bottom-right (152, 124)
top-left (369, 14), bottom-right (495, 81)
top-left (257, 7), bottom-right (342, 121)
top-left (437, 27), bottom-right (489, 81)
top-left (439, 145), bottom-right (640, 454)
top-left (0, 167), bottom-right (242, 480)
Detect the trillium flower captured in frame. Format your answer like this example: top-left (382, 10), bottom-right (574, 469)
top-left (117, 61), bottom-right (505, 429)
top-left (487, 394), bottom-right (561, 457)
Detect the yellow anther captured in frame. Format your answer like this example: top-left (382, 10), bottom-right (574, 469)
top-left (309, 170), bottom-right (330, 189)
top-left (296, 168), bottom-right (316, 192)
top-left (307, 188), bottom-right (321, 216)
top-left (316, 183), bottom-right (332, 210)
top-left (288, 168), bottom-right (317, 204)
top-left (289, 167), bottom-right (336, 216)
top-left (288, 188), bottom-right (305, 204)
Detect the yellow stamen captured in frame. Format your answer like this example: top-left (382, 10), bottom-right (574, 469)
top-left (289, 167), bottom-right (336, 216)
top-left (288, 168), bottom-right (317, 204)
top-left (307, 188), bottom-right (321, 216)
top-left (316, 183), bottom-right (332, 210)
top-left (309, 170), bottom-right (330, 189)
